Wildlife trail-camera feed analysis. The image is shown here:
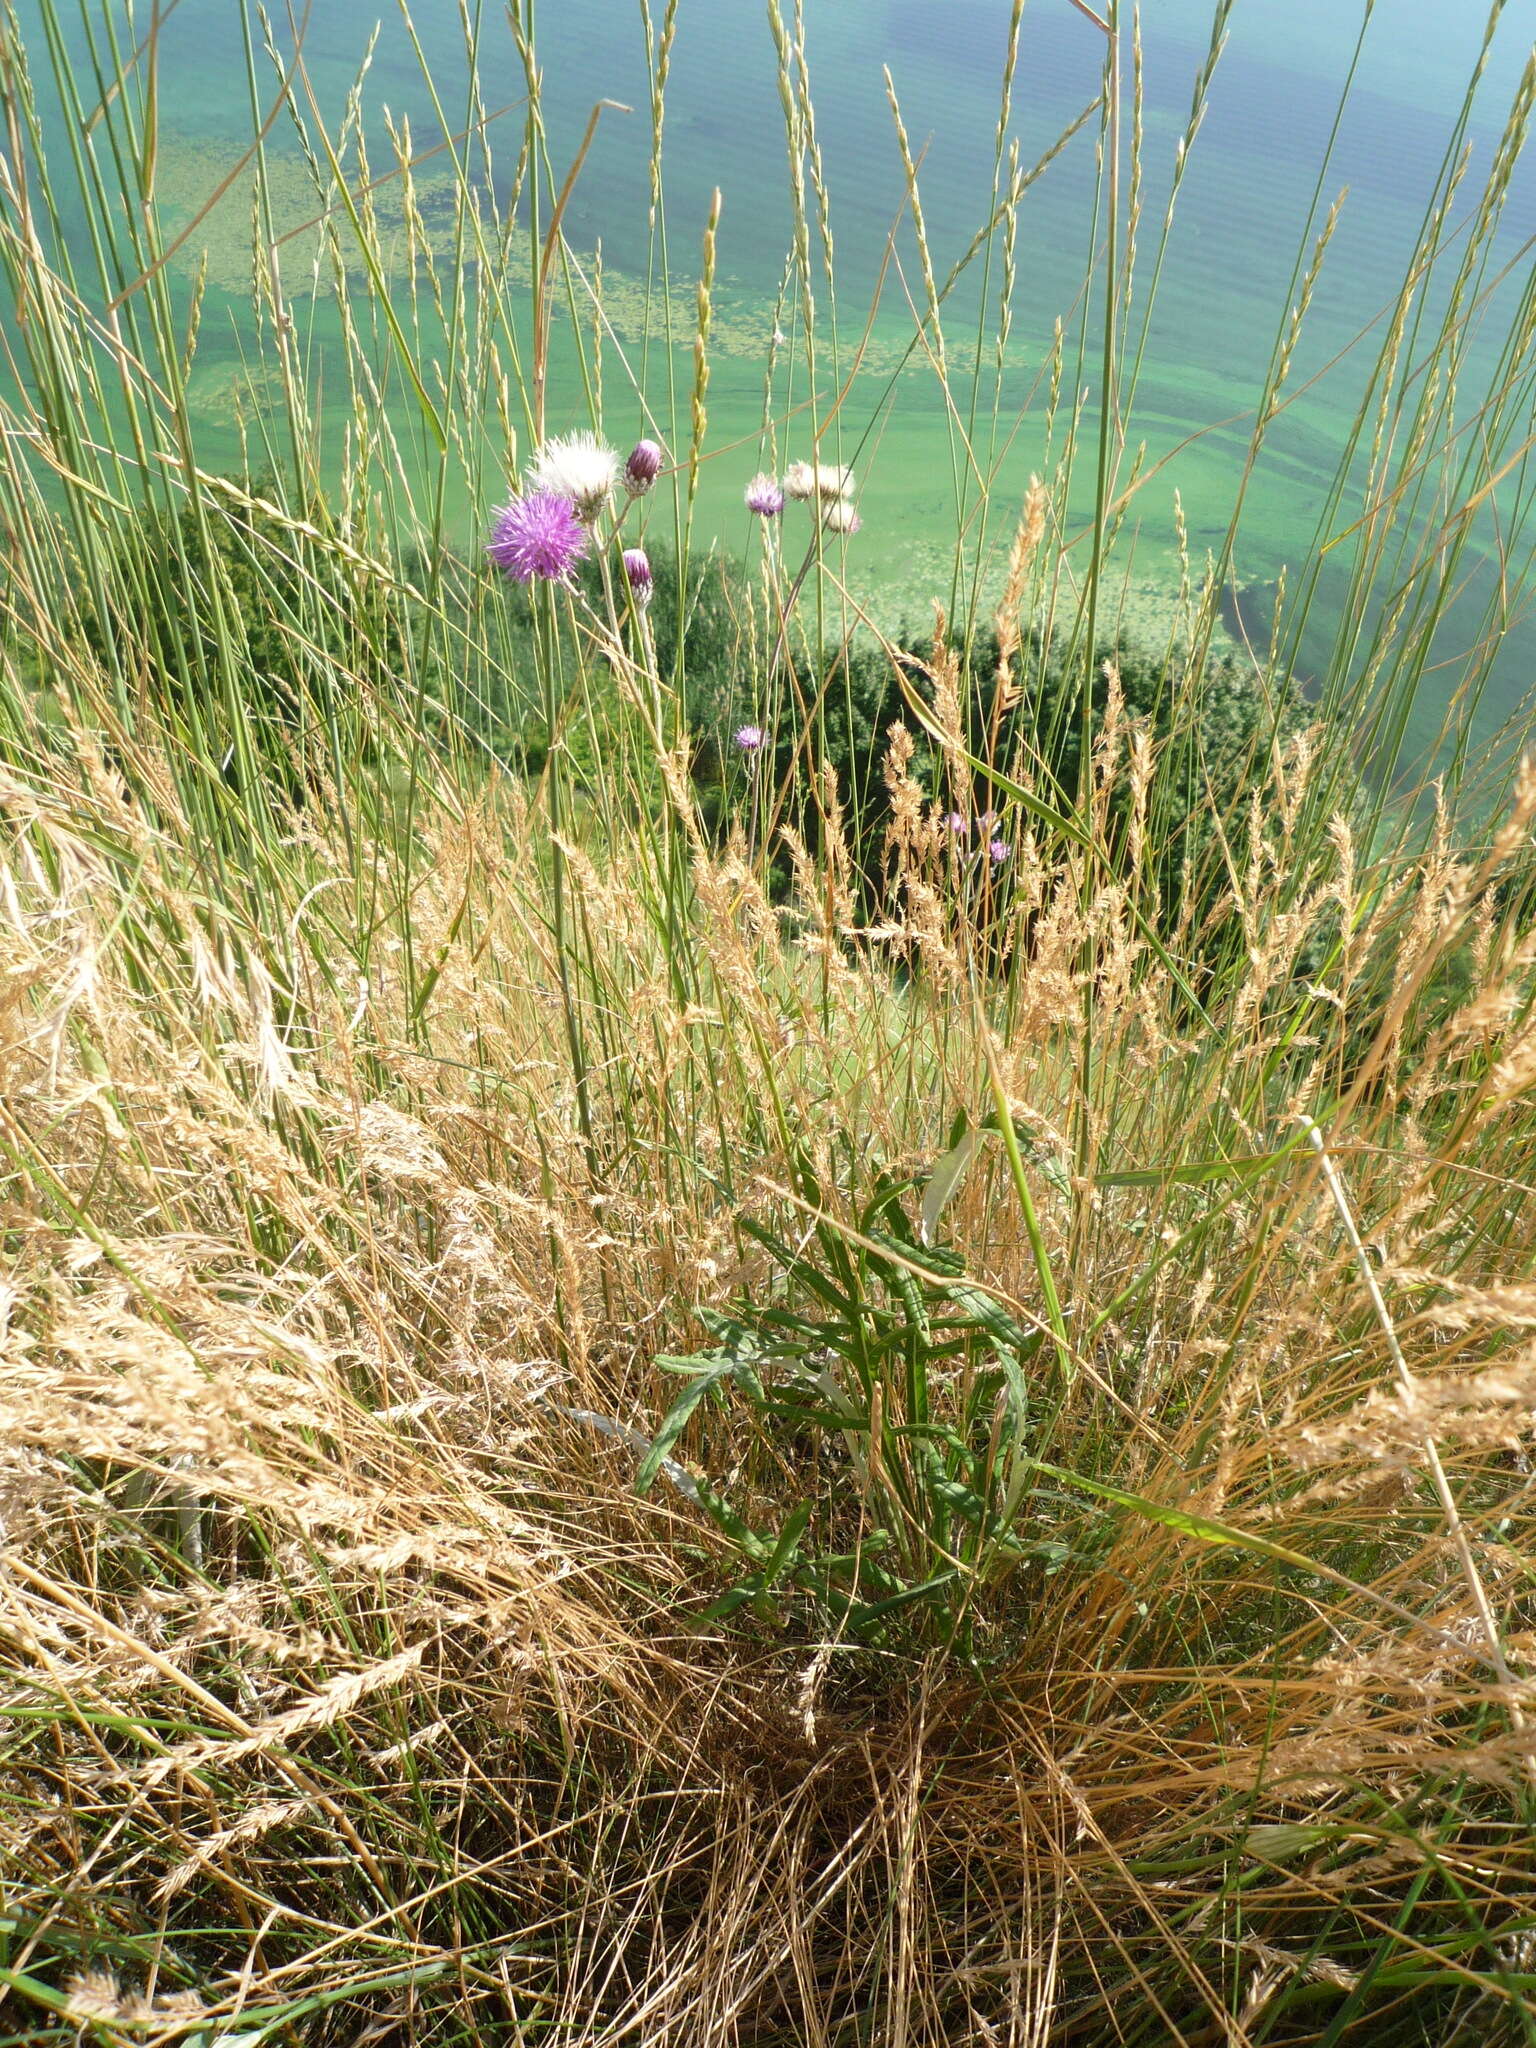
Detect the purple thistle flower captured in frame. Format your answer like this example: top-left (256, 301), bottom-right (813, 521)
top-left (745, 473), bottom-right (785, 518)
top-left (487, 493), bottom-right (588, 584)
top-left (988, 837), bottom-right (1012, 865)
top-left (625, 439), bottom-right (664, 496)
top-left (622, 547), bottom-right (654, 607)
top-left (734, 724), bottom-right (766, 753)
top-left (944, 812), bottom-right (969, 836)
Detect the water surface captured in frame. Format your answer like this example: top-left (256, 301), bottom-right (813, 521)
top-left (12, 0), bottom-right (1536, 754)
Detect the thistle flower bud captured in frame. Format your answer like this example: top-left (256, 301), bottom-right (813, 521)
top-left (622, 547), bottom-right (654, 607)
top-left (624, 438), bottom-right (664, 496)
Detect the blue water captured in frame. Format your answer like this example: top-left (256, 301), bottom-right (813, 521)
top-left (10, 0), bottom-right (1536, 756)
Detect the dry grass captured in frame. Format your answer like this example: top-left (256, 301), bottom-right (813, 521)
top-left (2, 661), bottom-right (1536, 2044)
top-left (4, 0), bottom-right (1536, 2038)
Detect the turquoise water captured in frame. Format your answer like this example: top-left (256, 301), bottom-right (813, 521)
top-left (10, 0), bottom-right (1536, 753)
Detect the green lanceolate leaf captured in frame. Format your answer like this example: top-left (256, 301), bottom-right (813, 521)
top-left (921, 1122), bottom-right (991, 1243)
top-left (761, 1500), bottom-right (813, 1588)
top-left (849, 1570), bottom-right (961, 1631)
top-left (1094, 1146), bottom-right (1296, 1188)
top-left (634, 1356), bottom-right (737, 1495)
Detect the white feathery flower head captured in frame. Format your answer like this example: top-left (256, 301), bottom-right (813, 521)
top-left (525, 431), bottom-right (621, 521)
top-left (822, 497), bottom-right (861, 535)
top-left (783, 459), bottom-right (854, 504)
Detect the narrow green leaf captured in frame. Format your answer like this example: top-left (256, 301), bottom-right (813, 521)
top-left (1029, 1458), bottom-right (1322, 1570)
top-left (850, 1569), bottom-right (961, 1629)
top-left (762, 1500), bottom-right (813, 1588)
top-left (634, 1360), bottom-right (736, 1495)
top-left (1095, 1148), bottom-right (1294, 1188)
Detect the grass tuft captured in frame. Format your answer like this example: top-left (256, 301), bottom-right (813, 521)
top-left (3, 2), bottom-right (1536, 2041)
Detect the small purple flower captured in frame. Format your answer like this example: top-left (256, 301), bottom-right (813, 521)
top-left (487, 492), bottom-right (588, 584)
top-left (944, 812), bottom-right (969, 836)
top-left (625, 438), bottom-right (664, 496)
top-left (988, 838), bottom-right (1011, 865)
top-left (745, 473), bottom-right (785, 518)
top-left (734, 724), bottom-right (766, 753)
top-left (622, 547), bottom-right (654, 607)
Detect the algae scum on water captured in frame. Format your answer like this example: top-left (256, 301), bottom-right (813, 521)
top-left (153, 129), bottom-right (923, 371)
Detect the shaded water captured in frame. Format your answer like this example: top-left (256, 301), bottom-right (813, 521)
top-left (11, 0), bottom-right (1536, 754)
